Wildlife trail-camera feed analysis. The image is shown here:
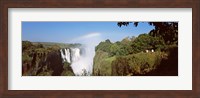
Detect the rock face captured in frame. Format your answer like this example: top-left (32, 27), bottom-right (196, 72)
top-left (23, 47), bottom-right (83, 76)
top-left (45, 51), bottom-right (64, 76)
top-left (24, 50), bottom-right (64, 76)
top-left (22, 41), bottom-right (85, 76)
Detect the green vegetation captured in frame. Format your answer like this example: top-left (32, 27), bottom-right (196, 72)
top-left (111, 52), bottom-right (165, 76)
top-left (93, 22), bottom-right (178, 76)
top-left (22, 41), bottom-right (75, 76)
top-left (131, 34), bottom-right (167, 53)
top-left (61, 62), bottom-right (74, 76)
top-left (118, 22), bottom-right (178, 45)
top-left (93, 50), bottom-right (116, 76)
top-left (93, 36), bottom-right (167, 76)
top-left (22, 22), bottom-right (178, 76)
top-left (32, 42), bottom-right (81, 49)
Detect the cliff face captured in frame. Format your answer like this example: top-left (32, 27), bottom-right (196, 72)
top-left (22, 41), bottom-right (74, 76)
top-left (93, 50), bottom-right (114, 76)
top-left (23, 50), bottom-right (65, 76)
top-left (38, 50), bottom-right (64, 76)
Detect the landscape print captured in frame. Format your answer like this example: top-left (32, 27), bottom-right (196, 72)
top-left (22, 22), bottom-right (178, 76)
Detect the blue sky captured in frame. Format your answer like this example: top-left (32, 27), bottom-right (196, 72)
top-left (22, 22), bottom-right (155, 43)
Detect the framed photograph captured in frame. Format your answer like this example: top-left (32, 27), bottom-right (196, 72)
top-left (0, 0), bottom-right (199, 98)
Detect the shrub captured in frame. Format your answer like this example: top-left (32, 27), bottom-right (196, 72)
top-left (93, 50), bottom-right (116, 76)
top-left (111, 52), bottom-right (164, 76)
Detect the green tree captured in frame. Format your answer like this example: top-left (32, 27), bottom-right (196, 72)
top-left (120, 37), bottom-right (134, 54)
top-left (131, 34), bottom-right (154, 53)
top-left (118, 22), bottom-right (178, 45)
top-left (95, 39), bottom-right (112, 53)
top-left (152, 36), bottom-right (167, 51)
top-left (110, 43), bottom-right (120, 56)
top-left (121, 36), bottom-right (131, 44)
top-left (112, 56), bottom-right (129, 76)
top-left (36, 43), bottom-right (44, 48)
top-left (22, 41), bottom-right (33, 51)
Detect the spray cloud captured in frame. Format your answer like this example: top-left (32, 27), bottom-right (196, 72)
top-left (69, 32), bottom-right (102, 75)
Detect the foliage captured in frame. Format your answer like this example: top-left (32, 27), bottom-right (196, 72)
top-left (111, 52), bottom-right (165, 76)
top-left (118, 22), bottom-right (178, 45)
top-left (22, 41), bottom-right (34, 51)
top-left (131, 34), bottom-right (154, 53)
top-left (95, 39), bottom-right (112, 53)
top-left (95, 37), bottom-right (134, 57)
top-left (93, 50), bottom-right (112, 76)
top-left (110, 38), bottom-right (133, 56)
top-left (61, 62), bottom-right (74, 76)
top-left (93, 33), bottom-right (168, 76)
top-left (131, 34), bottom-right (166, 53)
top-left (22, 41), bottom-right (75, 76)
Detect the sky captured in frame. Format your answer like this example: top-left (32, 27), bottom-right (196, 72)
top-left (22, 22), bottom-right (155, 43)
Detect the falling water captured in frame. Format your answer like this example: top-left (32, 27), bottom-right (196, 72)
top-left (71, 48), bottom-right (81, 62)
top-left (60, 33), bottom-right (102, 76)
top-left (64, 49), bottom-right (71, 63)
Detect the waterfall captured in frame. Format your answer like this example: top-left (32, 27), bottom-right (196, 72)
top-left (64, 49), bottom-right (71, 63)
top-left (70, 48), bottom-right (81, 62)
top-left (60, 33), bottom-right (101, 76)
top-left (60, 48), bottom-right (81, 63)
top-left (60, 49), bottom-right (66, 62)
top-left (60, 48), bottom-right (72, 63)
top-left (60, 47), bottom-right (93, 76)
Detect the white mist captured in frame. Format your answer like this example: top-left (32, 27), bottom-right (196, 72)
top-left (69, 33), bottom-right (102, 76)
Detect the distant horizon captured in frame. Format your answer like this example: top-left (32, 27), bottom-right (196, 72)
top-left (22, 22), bottom-right (155, 44)
top-left (22, 40), bottom-right (83, 45)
